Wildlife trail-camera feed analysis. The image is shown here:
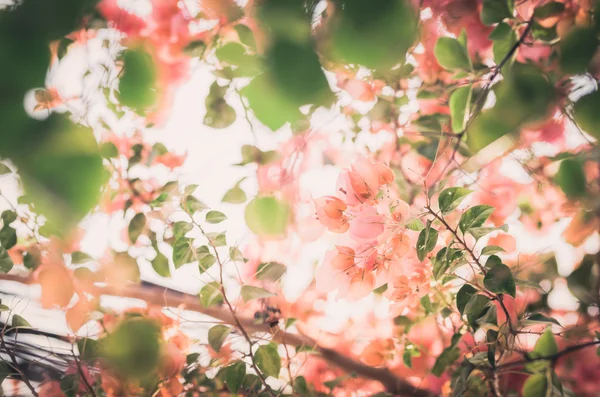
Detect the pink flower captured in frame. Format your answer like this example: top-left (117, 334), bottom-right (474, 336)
top-left (154, 152), bottom-right (187, 170)
top-left (315, 196), bottom-right (350, 233)
top-left (348, 205), bottom-right (384, 241)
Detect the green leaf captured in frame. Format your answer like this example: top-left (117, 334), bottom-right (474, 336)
top-left (459, 205), bottom-right (494, 233)
top-left (118, 48), bottom-right (157, 112)
top-left (0, 247), bottom-right (14, 273)
top-left (525, 313), bottom-right (561, 327)
top-left (200, 282), bottom-right (223, 308)
top-left (60, 374), bottom-right (79, 397)
top-left (206, 210), bottom-right (227, 224)
top-left (481, 0), bottom-right (513, 25)
top-left (208, 324), bottom-right (231, 353)
top-left (216, 42), bottom-right (247, 65)
top-left (438, 187), bottom-right (473, 214)
top-left (172, 237), bottom-right (195, 268)
top-left (533, 2), bottom-right (565, 19)
top-left (493, 27), bottom-right (517, 66)
top-left (531, 22), bottom-right (557, 42)
top-left (421, 295), bottom-right (433, 314)
top-left (555, 158), bottom-right (587, 198)
top-left (457, 284), bottom-right (478, 315)
top-left (434, 37), bottom-right (471, 70)
top-left (0, 163), bottom-right (11, 175)
top-left (559, 27), bottom-right (598, 74)
top-left (0, 304), bottom-right (8, 312)
top-left (204, 81), bottom-right (236, 129)
top-left (1, 210), bottom-right (16, 225)
top-left (449, 86), bottom-right (472, 133)
top-left (0, 226), bottom-right (16, 250)
top-left (294, 375), bottom-right (310, 396)
top-left (256, 262), bottom-right (286, 281)
top-left (245, 196), bottom-right (290, 237)
top-left (234, 24), bottom-right (257, 50)
top-left (77, 338), bottom-right (101, 361)
top-left (206, 232), bottom-right (227, 247)
top-left (431, 346), bottom-right (460, 376)
top-left (128, 213), bottom-right (146, 243)
top-left (573, 90), bottom-right (600, 140)
top-left (469, 226), bottom-right (502, 241)
top-left (489, 22), bottom-right (511, 40)
top-left (103, 318), bottom-right (161, 378)
top-left (481, 246), bottom-right (505, 256)
top-left (533, 328), bottom-right (558, 357)
top-left (484, 263), bottom-right (516, 297)
top-left (71, 251), bottom-right (92, 264)
top-left (464, 294), bottom-right (492, 327)
top-left (229, 246), bottom-right (245, 262)
top-left (328, 0), bottom-right (418, 69)
top-left (255, 343), bottom-right (281, 378)
top-left (0, 360), bottom-right (14, 384)
top-left (197, 246), bottom-right (216, 272)
top-left (223, 361), bottom-right (246, 392)
top-left (222, 186), bottom-right (247, 204)
top-left (11, 314), bottom-right (31, 328)
top-left (151, 251), bottom-right (170, 277)
top-left (416, 226), bottom-right (438, 261)
top-left (240, 285), bottom-right (275, 302)
top-left (485, 255), bottom-right (502, 268)
top-left (185, 195), bottom-right (208, 214)
top-left (373, 283), bottom-right (388, 294)
top-left (173, 221), bottom-right (193, 239)
top-left (523, 373), bottom-right (547, 397)
top-left (405, 218), bottom-right (425, 231)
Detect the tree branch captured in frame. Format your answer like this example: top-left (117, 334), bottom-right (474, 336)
top-left (0, 274), bottom-right (437, 397)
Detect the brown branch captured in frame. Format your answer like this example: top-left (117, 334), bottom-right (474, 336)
top-left (0, 324), bottom-right (40, 397)
top-left (495, 340), bottom-right (600, 371)
top-left (0, 273), bottom-right (436, 397)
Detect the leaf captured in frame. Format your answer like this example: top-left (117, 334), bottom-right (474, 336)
top-left (523, 373), bottom-right (547, 397)
top-left (421, 295), bottom-right (433, 314)
top-left (493, 27), bottom-right (517, 66)
top-left (0, 360), bottom-right (14, 384)
top-left (485, 255), bottom-right (502, 268)
top-left (438, 187), bottom-right (473, 214)
top-left (234, 24), bottom-right (257, 50)
top-left (559, 27), bottom-right (598, 74)
top-left (172, 237), bottom-right (195, 268)
top-left (573, 89), bottom-right (600, 140)
top-left (416, 226), bottom-right (438, 261)
top-left (77, 338), bottom-right (101, 361)
top-left (484, 263), bottom-right (516, 297)
top-left (240, 285), bottom-right (275, 302)
top-left (71, 251), bottom-right (92, 264)
top-left (206, 232), bottom-right (227, 247)
top-left (458, 205), bottom-right (494, 233)
top-left (405, 218), bottom-right (425, 231)
top-left (555, 158), bottom-right (587, 198)
top-left (173, 221), bottom-right (193, 239)
top-left (0, 247), bottom-right (14, 273)
top-left (434, 37), bottom-right (471, 70)
top-left (294, 375), bottom-right (310, 396)
top-left (255, 343), bottom-right (281, 378)
top-left (103, 318), bottom-right (161, 378)
top-left (199, 282), bottom-right (223, 308)
top-left (256, 262), bottom-right (286, 281)
top-left (60, 374), bottom-right (79, 397)
top-left (515, 278), bottom-right (545, 292)
top-left (204, 81), bottom-right (236, 129)
top-left (151, 251), bottom-right (170, 277)
top-left (1, 210), bottom-right (16, 224)
top-left (457, 284), bottom-right (478, 315)
top-left (185, 195), bottom-right (208, 214)
top-left (469, 226), bottom-right (502, 241)
top-left (128, 213), bottom-right (146, 243)
top-left (533, 2), bottom-right (565, 19)
top-left (0, 163), bottom-right (11, 175)
top-left (197, 247), bottom-right (216, 272)
top-left (481, 246), bottom-right (505, 256)
top-left (489, 22), bottom-right (511, 40)
top-left (0, 304), bottom-right (8, 312)
top-left (118, 48), bottom-right (157, 112)
top-left (0, 226), bottom-right (16, 250)
top-left (245, 196), bottom-right (290, 238)
top-left (449, 85), bottom-right (472, 133)
top-left (533, 328), bottom-right (558, 357)
top-left (328, 0), bottom-right (418, 69)
top-left (11, 314), bottom-right (31, 328)
top-left (525, 313), bottom-right (562, 327)
top-left (208, 325), bottom-right (231, 353)
top-left (223, 361), bottom-right (246, 392)
top-left (431, 346), bottom-right (460, 376)
top-left (222, 186), bottom-right (247, 204)
top-left (464, 294), bottom-right (492, 328)
top-left (481, 0), bottom-right (513, 25)
top-left (216, 42), bottom-right (247, 65)
top-left (206, 210), bottom-right (227, 224)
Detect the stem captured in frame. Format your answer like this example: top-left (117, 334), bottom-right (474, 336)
top-left (0, 326), bottom-right (40, 397)
top-left (496, 340), bottom-right (600, 371)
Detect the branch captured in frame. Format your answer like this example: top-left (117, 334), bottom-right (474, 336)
top-left (495, 340), bottom-right (600, 371)
top-left (0, 324), bottom-right (40, 397)
top-left (0, 274), bottom-right (437, 397)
